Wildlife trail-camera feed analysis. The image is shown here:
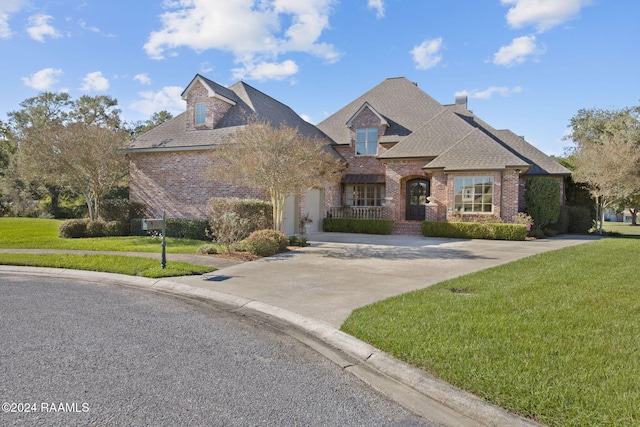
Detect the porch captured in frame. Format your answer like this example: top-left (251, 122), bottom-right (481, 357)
top-left (328, 206), bottom-right (384, 220)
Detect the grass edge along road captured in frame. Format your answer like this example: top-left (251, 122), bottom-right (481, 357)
top-left (0, 218), bottom-right (214, 277)
top-left (342, 237), bottom-right (640, 427)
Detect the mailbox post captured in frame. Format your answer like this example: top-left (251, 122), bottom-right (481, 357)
top-left (141, 213), bottom-right (167, 269)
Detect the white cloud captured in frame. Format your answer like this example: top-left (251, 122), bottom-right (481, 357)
top-left (129, 86), bottom-right (185, 117)
top-left (455, 86), bottom-right (523, 100)
top-left (21, 68), bottom-right (63, 90)
top-left (78, 19), bottom-right (99, 33)
top-left (493, 35), bottom-right (544, 66)
top-left (143, 0), bottom-right (339, 81)
top-left (232, 59), bottom-right (299, 81)
top-left (368, 0), bottom-right (385, 18)
top-left (0, 0), bottom-right (29, 39)
top-left (80, 71), bottom-right (109, 92)
top-left (133, 73), bottom-right (152, 85)
top-left (410, 37), bottom-right (443, 70)
top-left (26, 14), bottom-right (62, 42)
top-left (501, 0), bottom-right (590, 32)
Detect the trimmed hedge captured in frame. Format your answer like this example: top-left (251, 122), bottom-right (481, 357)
top-left (165, 218), bottom-right (209, 240)
top-left (130, 218), bottom-right (209, 240)
top-left (421, 221), bottom-right (527, 241)
top-left (322, 218), bottom-right (394, 235)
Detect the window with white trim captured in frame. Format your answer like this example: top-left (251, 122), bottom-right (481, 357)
top-left (345, 184), bottom-right (385, 206)
top-left (195, 102), bottom-right (206, 125)
top-left (355, 128), bottom-right (378, 156)
top-left (454, 176), bottom-right (493, 213)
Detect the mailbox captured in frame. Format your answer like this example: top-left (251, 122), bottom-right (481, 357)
top-left (141, 218), bottom-right (164, 231)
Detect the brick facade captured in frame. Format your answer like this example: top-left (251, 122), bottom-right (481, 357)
top-left (128, 76), bottom-right (567, 235)
top-left (129, 151), bottom-right (265, 218)
top-left (185, 81), bottom-right (233, 131)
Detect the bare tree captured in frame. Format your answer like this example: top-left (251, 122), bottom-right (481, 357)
top-left (207, 121), bottom-right (343, 231)
top-left (566, 106), bottom-right (640, 233)
top-left (53, 123), bottom-right (129, 220)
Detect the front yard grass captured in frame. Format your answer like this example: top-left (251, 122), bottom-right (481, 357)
top-left (0, 253), bottom-right (214, 278)
top-left (0, 218), bottom-right (206, 253)
top-left (341, 238), bottom-right (640, 427)
top-left (603, 221), bottom-right (640, 236)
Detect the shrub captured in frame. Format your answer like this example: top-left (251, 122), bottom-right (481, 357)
top-left (247, 229), bottom-right (289, 257)
top-left (130, 218), bottom-right (146, 236)
top-left (525, 177), bottom-right (561, 230)
top-left (288, 235), bottom-right (309, 247)
top-left (451, 213), bottom-right (504, 224)
top-left (528, 229), bottom-right (545, 239)
top-left (322, 218), bottom-right (394, 235)
top-left (566, 205), bottom-right (593, 234)
top-left (421, 221), bottom-right (527, 241)
top-left (59, 218), bottom-right (90, 238)
top-left (554, 206), bottom-right (570, 234)
top-left (166, 218), bottom-right (209, 240)
top-left (198, 244), bottom-right (221, 254)
top-left (105, 220), bottom-right (129, 237)
top-left (101, 199), bottom-right (147, 223)
top-left (208, 198), bottom-right (273, 248)
top-left (86, 220), bottom-right (108, 238)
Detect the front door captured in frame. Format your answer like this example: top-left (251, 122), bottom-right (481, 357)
top-left (406, 179), bottom-right (430, 221)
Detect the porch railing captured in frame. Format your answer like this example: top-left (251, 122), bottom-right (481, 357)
top-left (328, 206), bottom-right (383, 220)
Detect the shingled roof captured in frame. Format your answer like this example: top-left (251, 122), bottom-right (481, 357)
top-left (126, 76), bottom-right (327, 152)
top-left (317, 76), bottom-right (569, 175)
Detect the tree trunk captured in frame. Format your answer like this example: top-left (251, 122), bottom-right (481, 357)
top-left (631, 209), bottom-right (638, 226)
top-left (45, 185), bottom-right (60, 218)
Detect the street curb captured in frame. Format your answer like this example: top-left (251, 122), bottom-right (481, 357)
top-left (2, 265), bottom-right (541, 427)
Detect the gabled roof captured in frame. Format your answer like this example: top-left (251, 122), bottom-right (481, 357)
top-left (423, 128), bottom-right (530, 171)
top-left (126, 76), bottom-right (329, 152)
top-left (181, 74), bottom-right (237, 105)
top-left (318, 76), bottom-right (569, 176)
top-left (345, 103), bottom-right (389, 128)
top-left (445, 103), bottom-right (571, 175)
top-left (317, 77), bottom-right (444, 145)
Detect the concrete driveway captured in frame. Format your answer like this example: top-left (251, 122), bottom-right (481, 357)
top-left (172, 232), bottom-right (600, 327)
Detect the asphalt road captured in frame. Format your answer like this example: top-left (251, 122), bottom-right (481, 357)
top-left (0, 274), bottom-right (435, 426)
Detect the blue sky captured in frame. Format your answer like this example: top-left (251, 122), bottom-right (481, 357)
top-left (1, 0), bottom-right (638, 156)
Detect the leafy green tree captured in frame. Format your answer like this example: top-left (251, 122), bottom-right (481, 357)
top-left (130, 110), bottom-right (173, 136)
top-left (7, 92), bottom-right (129, 219)
top-left (70, 95), bottom-right (121, 129)
top-left (7, 92), bottom-right (72, 216)
top-left (618, 194), bottom-right (640, 226)
top-left (207, 120), bottom-right (344, 231)
top-left (565, 106), bottom-right (640, 233)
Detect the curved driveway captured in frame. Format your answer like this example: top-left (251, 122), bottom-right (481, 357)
top-left (1, 274), bottom-right (432, 427)
top-left (172, 232), bottom-right (601, 327)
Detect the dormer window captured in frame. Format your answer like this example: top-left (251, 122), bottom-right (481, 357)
top-left (356, 128), bottom-right (378, 156)
top-left (195, 102), bottom-right (206, 125)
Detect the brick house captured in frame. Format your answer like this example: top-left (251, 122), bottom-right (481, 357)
top-left (126, 75), bottom-right (570, 235)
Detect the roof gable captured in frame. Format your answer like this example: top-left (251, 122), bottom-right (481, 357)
top-left (423, 128), bottom-right (530, 171)
top-left (345, 103), bottom-right (389, 128)
top-left (317, 77), bottom-right (445, 145)
top-left (126, 75), bottom-right (330, 152)
top-left (181, 74), bottom-right (237, 105)
top-left (446, 103), bottom-right (570, 175)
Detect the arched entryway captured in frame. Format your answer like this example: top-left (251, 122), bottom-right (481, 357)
top-left (406, 178), bottom-right (430, 221)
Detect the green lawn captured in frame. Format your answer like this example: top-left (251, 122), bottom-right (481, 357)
top-left (0, 217), bottom-right (206, 253)
top-left (0, 218), bottom-right (214, 277)
top-left (0, 253), bottom-right (214, 278)
top-left (603, 221), bottom-right (640, 236)
top-left (341, 238), bottom-right (640, 426)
